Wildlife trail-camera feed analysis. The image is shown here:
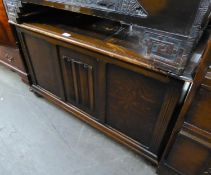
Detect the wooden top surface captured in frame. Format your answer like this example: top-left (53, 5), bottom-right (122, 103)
top-left (11, 11), bottom-right (210, 82)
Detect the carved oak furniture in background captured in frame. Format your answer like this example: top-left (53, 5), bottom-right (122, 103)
top-left (0, 0), bottom-right (27, 82)
top-left (2, 0), bottom-right (211, 173)
top-left (158, 28), bottom-right (211, 175)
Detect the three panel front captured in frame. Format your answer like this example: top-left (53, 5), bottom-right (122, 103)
top-left (17, 28), bottom-right (184, 161)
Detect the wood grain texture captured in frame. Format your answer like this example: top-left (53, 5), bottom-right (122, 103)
top-left (0, 0), bottom-right (16, 46)
top-left (158, 31), bottom-right (211, 175)
top-left (166, 132), bottom-right (211, 175)
top-left (0, 46), bottom-right (24, 72)
top-left (185, 88), bottom-right (211, 135)
top-left (11, 19), bottom-right (194, 80)
top-left (60, 47), bottom-right (96, 116)
top-left (105, 64), bottom-right (182, 154)
top-left (150, 80), bottom-right (182, 154)
top-left (23, 33), bottom-right (64, 99)
top-left (0, 0), bottom-right (28, 82)
top-left (0, 45), bottom-right (28, 83)
top-left (16, 25), bottom-right (184, 163)
top-left (106, 64), bottom-right (167, 146)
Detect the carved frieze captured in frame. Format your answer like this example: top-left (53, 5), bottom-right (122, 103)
top-left (52, 0), bottom-right (148, 17)
top-left (143, 32), bottom-right (184, 62)
top-left (3, 0), bottom-right (22, 22)
top-left (3, 0), bottom-right (211, 75)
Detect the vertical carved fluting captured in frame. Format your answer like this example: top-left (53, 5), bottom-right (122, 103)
top-left (63, 56), bottom-right (94, 112)
top-left (87, 66), bottom-right (94, 111)
top-left (71, 59), bottom-right (80, 104)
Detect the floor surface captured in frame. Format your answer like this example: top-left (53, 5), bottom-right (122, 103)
top-left (0, 64), bottom-right (156, 175)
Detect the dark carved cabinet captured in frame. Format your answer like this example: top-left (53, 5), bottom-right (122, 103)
top-left (2, 0), bottom-right (211, 173)
top-left (158, 35), bottom-right (211, 175)
top-left (16, 27), bottom-right (184, 163)
top-left (165, 133), bottom-right (211, 175)
top-left (159, 75), bottom-right (211, 175)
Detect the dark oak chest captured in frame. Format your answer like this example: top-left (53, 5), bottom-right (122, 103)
top-left (2, 0), bottom-right (211, 174)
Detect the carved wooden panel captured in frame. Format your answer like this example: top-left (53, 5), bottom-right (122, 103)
top-left (105, 64), bottom-right (181, 152)
top-left (186, 88), bottom-right (211, 134)
top-left (23, 33), bottom-right (64, 98)
top-left (166, 132), bottom-right (211, 175)
top-left (60, 47), bottom-right (95, 115)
